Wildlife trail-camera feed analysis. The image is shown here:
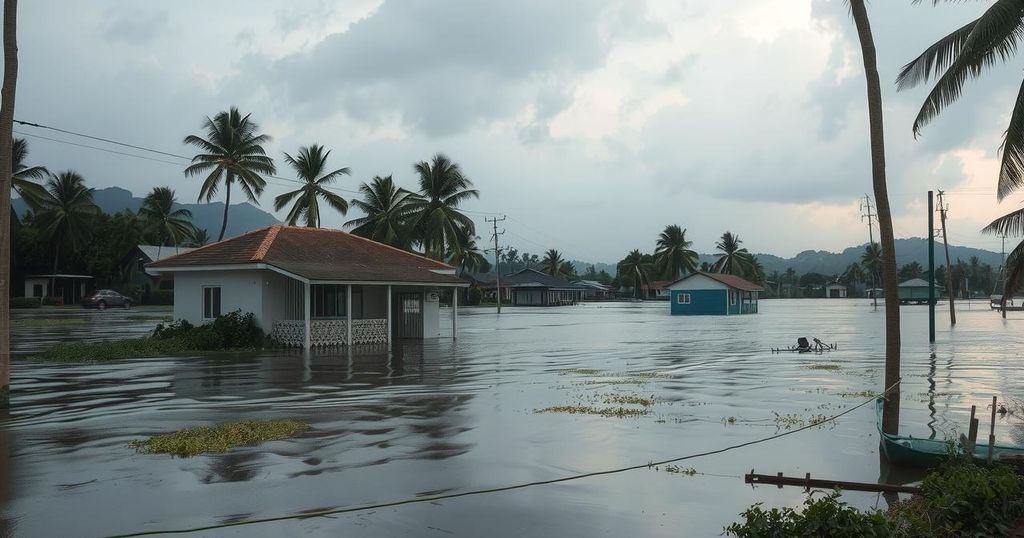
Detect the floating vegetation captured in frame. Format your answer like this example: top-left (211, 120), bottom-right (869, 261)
top-left (580, 378), bottom-right (648, 387)
top-left (603, 394), bottom-right (655, 407)
top-left (723, 416), bottom-right (737, 425)
top-left (834, 389), bottom-right (878, 399)
top-left (558, 368), bottom-right (602, 376)
top-left (804, 363), bottom-right (841, 371)
top-left (664, 465), bottom-right (698, 476)
top-left (771, 411), bottom-right (834, 430)
top-left (623, 371), bottom-right (673, 379)
top-left (129, 420), bottom-right (309, 457)
top-left (535, 405), bottom-right (648, 418)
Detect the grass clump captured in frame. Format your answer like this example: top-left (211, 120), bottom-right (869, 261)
top-left (129, 419), bottom-right (309, 457)
top-left (34, 311), bottom-right (275, 362)
top-left (535, 405), bottom-right (648, 418)
top-left (603, 394), bottom-right (656, 407)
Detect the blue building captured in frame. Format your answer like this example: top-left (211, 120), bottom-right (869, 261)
top-left (666, 272), bottom-right (763, 315)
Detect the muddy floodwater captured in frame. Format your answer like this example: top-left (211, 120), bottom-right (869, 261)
top-left (2, 300), bottom-right (1023, 537)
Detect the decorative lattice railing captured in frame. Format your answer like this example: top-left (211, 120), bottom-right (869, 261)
top-left (272, 318), bottom-right (388, 347)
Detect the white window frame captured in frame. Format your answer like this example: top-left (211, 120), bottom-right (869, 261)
top-left (729, 290), bottom-right (737, 306)
top-left (202, 286), bottom-right (222, 320)
top-left (676, 293), bottom-right (691, 305)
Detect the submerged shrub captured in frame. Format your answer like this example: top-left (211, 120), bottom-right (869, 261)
top-left (129, 419), bottom-right (309, 457)
top-left (725, 491), bottom-right (888, 537)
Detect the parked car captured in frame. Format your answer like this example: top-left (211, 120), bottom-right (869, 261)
top-left (83, 289), bottom-right (133, 310)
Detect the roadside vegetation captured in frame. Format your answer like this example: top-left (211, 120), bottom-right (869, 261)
top-left (33, 311), bottom-right (275, 362)
top-left (725, 458), bottom-right (1024, 537)
top-left (130, 419), bottom-right (308, 457)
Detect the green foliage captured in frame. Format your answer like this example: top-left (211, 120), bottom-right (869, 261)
top-left (145, 290), bottom-right (174, 305)
top-left (129, 419), bottom-right (308, 457)
top-left (36, 310), bottom-right (274, 362)
top-left (725, 491), bottom-right (889, 538)
top-left (10, 297), bottom-right (40, 308)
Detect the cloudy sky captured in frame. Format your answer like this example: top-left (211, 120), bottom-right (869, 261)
top-left (13, 0), bottom-right (1024, 262)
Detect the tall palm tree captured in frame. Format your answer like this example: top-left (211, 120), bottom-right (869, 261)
top-left (851, 0), bottom-right (900, 434)
top-left (188, 227), bottom-right (210, 247)
top-left (843, 262), bottom-right (865, 290)
top-left (139, 187), bottom-right (194, 258)
top-left (654, 224), bottom-right (698, 280)
top-left (273, 144), bottom-right (350, 227)
top-left (346, 175), bottom-right (416, 248)
top-left (618, 249), bottom-right (650, 299)
top-left (183, 107), bottom-right (276, 241)
top-left (36, 171), bottom-right (99, 290)
top-left (447, 230), bottom-right (490, 276)
top-left (408, 153), bottom-right (478, 259)
top-left (0, 0), bottom-right (18, 409)
top-left (11, 138), bottom-right (46, 210)
top-left (712, 232), bottom-right (752, 276)
top-left (541, 249), bottom-right (566, 278)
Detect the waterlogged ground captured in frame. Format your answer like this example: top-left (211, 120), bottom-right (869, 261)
top-left (2, 300), bottom-right (1023, 537)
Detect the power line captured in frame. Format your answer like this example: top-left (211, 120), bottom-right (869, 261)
top-left (100, 383), bottom-right (900, 538)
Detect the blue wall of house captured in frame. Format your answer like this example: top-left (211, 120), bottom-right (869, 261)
top-left (670, 289), bottom-right (727, 315)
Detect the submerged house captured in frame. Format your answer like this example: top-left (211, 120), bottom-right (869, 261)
top-left (147, 225), bottom-right (467, 348)
top-left (574, 279), bottom-right (615, 300)
top-left (481, 268), bottom-right (588, 306)
top-left (665, 272), bottom-right (763, 315)
top-left (825, 283), bottom-right (848, 298)
top-left (23, 274), bottom-right (94, 304)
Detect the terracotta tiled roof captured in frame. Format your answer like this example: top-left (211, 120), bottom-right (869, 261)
top-left (648, 280), bottom-right (673, 290)
top-left (147, 225), bottom-right (465, 285)
top-left (670, 271), bottom-right (764, 292)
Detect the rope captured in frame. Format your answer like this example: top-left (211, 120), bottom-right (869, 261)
top-left (100, 381), bottom-right (901, 538)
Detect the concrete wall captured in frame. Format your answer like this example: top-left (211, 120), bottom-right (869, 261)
top-left (173, 269), bottom-right (268, 330)
top-left (423, 287), bottom-right (441, 338)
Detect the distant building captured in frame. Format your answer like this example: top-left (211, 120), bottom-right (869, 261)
top-left (825, 283), bottom-right (848, 298)
top-left (23, 274), bottom-right (94, 305)
top-left (646, 280), bottom-right (673, 301)
top-left (480, 268), bottom-right (588, 306)
top-left (867, 279), bottom-right (945, 304)
top-left (666, 272), bottom-right (763, 315)
top-left (573, 279), bottom-right (615, 300)
top-left (121, 244), bottom-right (196, 295)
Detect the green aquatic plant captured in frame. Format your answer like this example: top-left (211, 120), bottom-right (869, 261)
top-left (603, 394), bottom-right (655, 407)
top-left (535, 405), bottom-right (648, 418)
top-left (805, 363), bottom-right (842, 371)
top-left (129, 420), bottom-right (309, 457)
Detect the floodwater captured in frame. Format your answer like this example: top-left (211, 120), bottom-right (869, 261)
top-left (2, 300), bottom-right (1023, 537)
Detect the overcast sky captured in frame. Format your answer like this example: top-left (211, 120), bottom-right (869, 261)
top-left (13, 1), bottom-right (1024, 262)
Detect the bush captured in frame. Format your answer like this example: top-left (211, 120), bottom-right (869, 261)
top-left (11, 297), bottom-right (41, 309)
top-left (464, 285), bottom-right (483, 306)
top-left (41, 296), bottom-right (63, 306)
top-left (725, 491), bottom-right (889, 538)
top-left (146, 290), bottom-right (174, 305)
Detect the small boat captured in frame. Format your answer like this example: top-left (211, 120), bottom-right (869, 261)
top-left (876, 398), bottom-right (1024, 468)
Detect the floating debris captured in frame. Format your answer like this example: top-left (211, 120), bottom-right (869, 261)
top-left (535, 405), bottom-right (648, 418)
top-left (772, 337), bottom-right (837, 354)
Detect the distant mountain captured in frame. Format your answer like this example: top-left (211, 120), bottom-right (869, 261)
top-left (573, 237), bottom-right (1004, 278)
top-left (14, 186), bottom-right (280, 239)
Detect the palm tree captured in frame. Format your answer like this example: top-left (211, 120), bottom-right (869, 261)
top-left (408, 153), bottom-right (478, 259)
top-left (346, 175), bottom-right (416, 248)
top-left (712, 232), bottom-right (751, 276)
top-left (139, 187), bottom-right (194, 258)
top-left (843, 263), bottom-right (865, 291)
top-left (273, 144), bottom-right (350, 227)
top-left (36, 171), bottom-right (100, 290)
top-left (11, 138), bottom-right (46, 210)
top-left (1, 0), bottom-right (18, 409)
top-left (183, 107), bottom-right (276, 241)
top-left (654, 224), bottom-right (698, 280)
top-left (851, 0), bottom-right (900, 434)
top-left (188, 227), bottom-right (210, 247)
top-left (541, 249), bottom-right (566, 278)
top-left (447, 231), bottom-right (490, 276)
top-left (618, 249), bottom-right (650, 299)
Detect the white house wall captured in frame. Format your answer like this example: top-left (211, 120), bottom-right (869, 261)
top-left (173, 270), bottom-right (268, 331)
top-left (666, 274), bottom-right (729, 291)
top-left (423, 287), bottom-right (441, 338)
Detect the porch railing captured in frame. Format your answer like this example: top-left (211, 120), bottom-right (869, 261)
top-left (272, 318), bottom-right (388, 347)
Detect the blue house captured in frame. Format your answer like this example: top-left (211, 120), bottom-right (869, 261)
top-left (666, 272), bottom-right (763, 315)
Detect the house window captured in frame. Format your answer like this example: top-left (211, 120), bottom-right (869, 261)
top-left (311, 284), bottom-right (352, 318)
top-left (729, 290), bottom-right (737, 305)
top-left (676, 293), bottom-right (691, 305)
top-left (203, 286), bottom-right (221, 319)
top-left (32, 284), bottom-right (43, 297)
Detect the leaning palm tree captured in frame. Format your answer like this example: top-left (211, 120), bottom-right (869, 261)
top-left (541, 249), bottom-right (566, 278)
top-left (447, 230), bottom-right (490, 276)
top-left (346, 175), bottom-right (416, 249)
top-left (36, 171), bottom-right (99, 290)
top-left (273, 144), bottom-right (350, 227)
top-left (183, 107), bottom-right (276, 241)
top-left (712, 232), bottom-right (752, 276)
top-left (139, 187), bottom-right (194, 258)
top-left (407, 153), bottom-right (478, 259)
top-left (618, 249), bottom-right (650, 299)
top-left (11, 138), bottom-right (47, 210)
top-left (654, 224), bottom-right (698, 280)
top-left (851, 0), bottom-right (900, 434)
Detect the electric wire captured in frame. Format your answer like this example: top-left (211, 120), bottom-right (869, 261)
top-left (99, 381), bottom-right (900, 538)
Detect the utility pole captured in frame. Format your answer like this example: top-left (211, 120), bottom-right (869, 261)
top-left (861, 194), bottom-right (878, 307)
top-left (1000, 232), bottom-right (1007, 319)
top-left (485, 216), bottom-right (506, 314)
top-left (928, 190), bottom-right (935, 342)
top-left (936, 190), bottom-right (955, 326)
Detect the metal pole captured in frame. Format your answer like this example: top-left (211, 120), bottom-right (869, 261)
top-left (452, 286), bottom-right (458, 339)
top-left (937, 190), bottom-right (956, 326)
top-left (386, 285), bottom-right (392, 346)
top-left (928, 190), bottom-right (935, 343)
top-left (346, 284), bottom-right (352, 346)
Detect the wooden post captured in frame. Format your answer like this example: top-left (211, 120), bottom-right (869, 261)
top-left (346, 284), bottom-right (353, 346)
top-left (988, 396), bottom-right (997, 465)
top-left (968, 405), bottom-right (978, 452)
top-left (303, 282), bottom-right (311, 350)
top-left (386, 285), bottom-right (392, 346)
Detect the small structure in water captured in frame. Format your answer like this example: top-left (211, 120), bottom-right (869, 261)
top-left (665, 272), bottom-right (762, 315)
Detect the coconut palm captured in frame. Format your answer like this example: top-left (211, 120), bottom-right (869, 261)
top-left (843, 263), bottom-right (865, 290)
top-left (851, 0), bottom-right (900, 434)
top-left (618, 249), bottom-right (650, 299)
top-left (36, 171), bottom-right (100, 288)
top-left (447, 230), bottom-right (490, 276)
top-left (11, 138), bottom-right (47, 210)
top-left (183, 107), bottom-right (276, 241)
top-left (139, 187), bottom-right (194, 258)
top-left (654, 224), bottom-right (698, 280)
top-left (346, 175), bottom-right (416, 249)
top-left (188, 227), bottom-right (210, 247)
top-left (712, 232), bottom-right (751, 276)
top-left (541, 249), bottom-right (567, 278)
top-left (273, 144), bottom-right (350, 227)
top-left (407, 154), bottom-right (478, 259)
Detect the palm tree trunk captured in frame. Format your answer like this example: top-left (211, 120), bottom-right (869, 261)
top-left (851, 0), bottom-right (901, 434)
top-left (0, 0), bottom-right (17, 409)
top-left (217, 172), bottom-right (232, 242)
